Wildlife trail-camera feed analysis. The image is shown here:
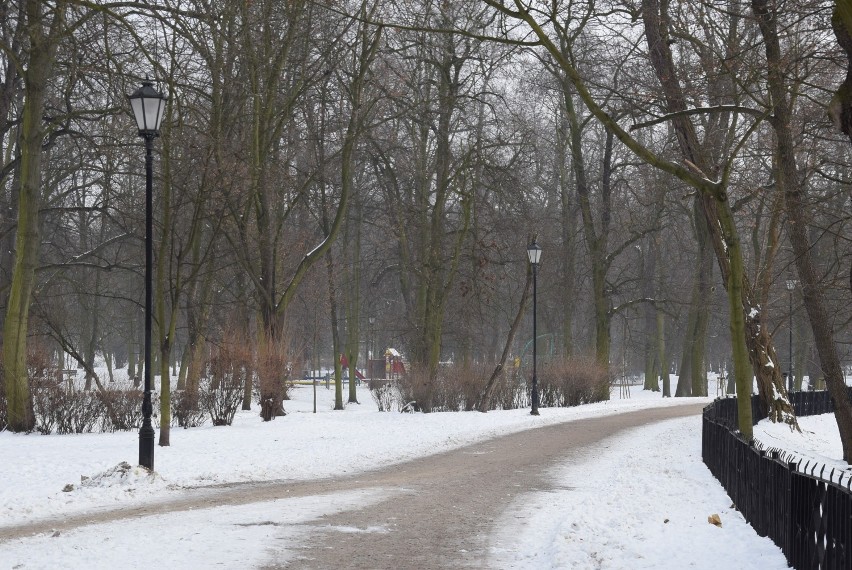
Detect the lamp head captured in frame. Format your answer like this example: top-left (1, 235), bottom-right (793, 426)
top-left (128, 81), bottom-right (167, 137)
top-left (527, 240), bottom-right (542, 266)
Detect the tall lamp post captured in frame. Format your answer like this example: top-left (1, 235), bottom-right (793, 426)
top-left (129, 81), bottom-right (167, 470)
top-left (786, 279), bottom-right (796, 393)
top-left (527, 240), bottom-right (542, 416)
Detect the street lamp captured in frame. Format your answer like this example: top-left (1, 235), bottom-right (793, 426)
top-left (527, 239), bottom-right (542, 416)
top-left (129, 80), bottom-right (167, 470)
top-left (786, 279), bottom-right (796, 393)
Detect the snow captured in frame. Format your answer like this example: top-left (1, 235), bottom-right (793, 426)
top-left (754, 412), bottom-right (851, 484)
top-left (1, 374), bottom-right (831, 568)
top-left (491, 416), bottom-right (788, 569)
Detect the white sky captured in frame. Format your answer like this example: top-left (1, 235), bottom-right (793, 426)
top-left (1, 374), bottom-right (840, 569)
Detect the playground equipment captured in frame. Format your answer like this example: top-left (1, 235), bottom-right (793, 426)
top-left (384, 348), bottom-right (406, 379)
top-left (339, 353), bottom-right (366, 382)
top-left (517, 333), bottom-right (559, 373)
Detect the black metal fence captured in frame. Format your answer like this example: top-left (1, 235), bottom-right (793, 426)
top-left (702, 390), bottom-right (852, 569)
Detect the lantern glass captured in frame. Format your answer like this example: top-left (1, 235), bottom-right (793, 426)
top-left (527, 241), bottom-right (542, 266)
top-left (128, 82), bottom-right (167, 135)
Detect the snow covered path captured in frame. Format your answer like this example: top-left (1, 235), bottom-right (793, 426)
top-left (0, 384), bottom-right (794, 568)
top-left (3, 404), bottom-right (709, 569)
top-left (263, 405), bottom-right (708, 569)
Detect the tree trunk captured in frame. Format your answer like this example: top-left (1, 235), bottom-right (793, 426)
top-left (677, 199), bottom-right (712, 397)
top-left (326, 249), bottom-right (344, 411)
top-left (343, 163), bottom-right (363, 406)
top-left (556, 76), bottom-right (578, 357)
top-left (127, 319), bottom-right (137, 387)
top-left (478, 265), bottom-right (532, 412)
top-left (829, 2), bottom-right (852, 145)
top-left (642, 237), bottom-right (660, 391)
top-left (641, 0), bottom-right (791, 433)
top-left (3, 2), bottom-right (65, 432)
top-left (753, 0), bottom-right (852, 457)
top-left (185, 267), bottom-right (214, 407)
top-left (658, 312), bottom-right (669, 397)
top-left (575, 124), bottom-right (615, 400)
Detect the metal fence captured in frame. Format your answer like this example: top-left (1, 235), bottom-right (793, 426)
top-left (702, 389), bottom-right (852, 569)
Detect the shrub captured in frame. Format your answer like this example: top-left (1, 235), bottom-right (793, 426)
top-left (397, 364), bottom-right (436, 412)
top-left (171, 389), bottom-right (207, 428)
top-left (437, 363), bottom-right (489, 411)
top-left (397, 362), bottom-right (522, 412)
top-left (201, 376), bottom-right (243, 426)
top-left (203, 338), bottom-right (249, 426)
top-left (27, 339), bottom-right (59, 386)
top-left (505, 368), bottom-right (530, 410)
top-left (369, 380), bottom-right (400, 412)
top-left (59, 388), bottom-right (100, 434)
top-left (98, 388), bottom-right (145, 432)
top-left (31, 379), bottom-right (101, 435)
top-left (255, 336), bottom-right (294, 421)
top-left (479, 365), bottom-right (528, 411)
top-left (538, 357), bottom-right (610, 407)
top-left (30, 378), bottom-right (61, 434)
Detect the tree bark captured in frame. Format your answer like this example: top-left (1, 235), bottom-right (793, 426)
top-left (3, 2), bottom-right (66, 432)
top-left (753, 0), bottom-right (852, 459)
top-left (829, 1), bottom-right (852, 144)
top-left (478, 265), bottom-right (532, 412)
top-left (640, 0), bottom-right (792, 434)
top-left (676, 199), bottom-right (712, 397)
top-left (658, 312), bottom-right (669, 397)
top-left (642, 237), bottom-right (660, 392)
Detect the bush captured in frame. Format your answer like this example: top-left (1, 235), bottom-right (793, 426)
top-left (31, 379), bottom-right (100, 435)
top-left (397, 361), bottom-right (557, 413)
top-left (255, 337), bottom-right (294, 421)
top-left (203, 339), bottom-right (248, 426)
top-left (476, 366), bottom-right (529, 410)
top-left (27, 339), bottom-right (59, 386)
top-left (538, 357), bottom-right (610, 407)
top-left (171, 389), bottom-right (207, 428)
top-left (369, 380), bottom-right (401, 412)
top-left (438, 363), bottom-right (489, 411)
top-left (30, 378), bottom-right (61, 434)
top-left (480, 365), bottom-right (528, 411)
top-left (201, 375), bottom-right (243, 426)
top-left (397, 364), bottom-right (436, 412)
top-left (58, 389), bottom-right (100, 434)
top-left (381, 357), bottom-right (611, 413)
top-left (98, 388), bottom-right (145, 432)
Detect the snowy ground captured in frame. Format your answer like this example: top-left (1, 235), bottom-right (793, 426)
top-left (0, 374), bottom-right (841, 569)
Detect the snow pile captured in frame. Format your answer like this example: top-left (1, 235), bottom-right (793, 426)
top-left (72, 461), bottom-right (160, 491)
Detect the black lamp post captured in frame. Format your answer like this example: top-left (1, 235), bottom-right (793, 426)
top-left (129, 81), bottom-right (167, 470)
top-left (786, 279), bottom-right (796, 393)
top-left (527, 240), bottom-right (542, 416)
